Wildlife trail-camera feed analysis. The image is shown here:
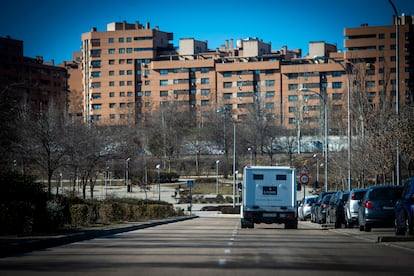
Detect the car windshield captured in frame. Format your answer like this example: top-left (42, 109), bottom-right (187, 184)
top-left (369, 187), bottom-right (403, 200)
top-left (353, 191), bottom-right (366, 200)
top-left (308, 198), bottom-right (317, 204)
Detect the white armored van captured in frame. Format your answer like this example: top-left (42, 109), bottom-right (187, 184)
top-left (241, 166), bottom-right (298, 229)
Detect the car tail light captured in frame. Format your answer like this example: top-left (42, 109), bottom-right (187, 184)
top-left (322, 203), bottom-right (328, 209)
top-left (351, 192), bottom-right (356, 200)
top-left (365, 201), bottom-right (375, 210)
top-left (244, 212), bottom-right (253, 218)
top-left (286, 213), bottom-right (294, 218)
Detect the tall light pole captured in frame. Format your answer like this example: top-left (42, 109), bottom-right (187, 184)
top-left (300, 88), bottom-right (328, 192)
top-left (215, 160), bottom-right (220, 195)
top-left (247, 147), bottom-right (253, 166)
top-left (388, 0), bottom-right (400, 186)
top-left (125, 158), bottom-right (131, 193)
top-left (233, 122), bottom-right (237, 208)
top-left (156, 164), bottom-right (161, 201)
top-left (313, 154), bottom-right (320, 185)
top-left (313, 55), bottom-right (351, 191)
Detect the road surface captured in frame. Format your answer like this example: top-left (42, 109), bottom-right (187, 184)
top-left (1, 217), bottom-right (413, 275)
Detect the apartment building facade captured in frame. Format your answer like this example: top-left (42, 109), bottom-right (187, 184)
top-left (0, 36), bottom-right (68, 115)
top-left (77, 16), bottom-right (413, 134)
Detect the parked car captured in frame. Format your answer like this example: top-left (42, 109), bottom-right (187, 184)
top-left (326, 191), bottom-right (349, 228)
top-left (311, 191), bottom-right (335, 223)
top-left (316, 193), bottom-right (334, 224)
top-left (298, 195), bottom-right (318, 221)
top-left (358, 185), bottom-right (404, 232)
top-left (395, 177), bottom-right (414, 235)
top-left (344, 188), bottom-right (368, 228)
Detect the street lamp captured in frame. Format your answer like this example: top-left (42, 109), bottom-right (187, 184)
top-left (156, 164), bottom-right (161, 201)
top-left (215, 160), bottom-right (220, 195)
top-left (125, 157), bottom-right (131, 193)
top-left (299, 87), bottom-right (328, 192)
top-left (313, 55), bottom-right (351, 191)
top-left (313, 154), bottom-right (320, 185)
top-left (388, 0), bottom-right (400, 185)
top-left (247, 147), bottom-right (253, 166)
top-left (233, 122), bottom-right (237, 208)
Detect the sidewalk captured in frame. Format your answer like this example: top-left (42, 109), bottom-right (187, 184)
top-left (0, 216), bottom-right (197, 258)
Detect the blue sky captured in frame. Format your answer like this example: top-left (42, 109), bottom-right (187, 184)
top-left (1, 0), bottom-right (413, 65)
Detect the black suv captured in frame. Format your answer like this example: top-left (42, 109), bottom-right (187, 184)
top-left (395, 177), bottom-right (414, 235)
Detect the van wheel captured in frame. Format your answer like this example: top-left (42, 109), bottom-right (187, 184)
top-left (359, 225), bottom-right (365, 231)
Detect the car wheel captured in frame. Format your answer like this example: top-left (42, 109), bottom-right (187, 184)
top-left (334, 220), bottom-right (341, 229)
top-left (364, 224), bottom-right (372, 232)
top-left (359, 225), bottom-right (365, 231)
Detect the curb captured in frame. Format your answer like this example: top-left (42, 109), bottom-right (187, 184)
top-left (0, 215), bottom-right (197, 258)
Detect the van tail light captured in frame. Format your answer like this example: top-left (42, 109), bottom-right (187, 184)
top-left (365, 201), bottom-right (375, 210)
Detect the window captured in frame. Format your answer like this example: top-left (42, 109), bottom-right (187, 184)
top-left (332, 71), bottom-right (342, 77)
top-left (91, 60), bottom-right (101, 68)
top-left (91, 82), bottom-right (101, 88)
top-left (126, 48), bottom-right (132, 53)
top-left (127, 81), bottom-right (133, 86)
top-left (119, 48), bottom-right (125, 54)
top-left (127, 91), bottom-right (133, 97)
top-left (201, 78), bottom-right (209, 84)
top-left (201, 68), bottom-right (209, 73)
top-left (118, 37), bottom-right (124, 43)
top-left (265, 102), bottom-right (275, 109)
top-left (127, 70), bottom-right (133, 75)
top-left (265, 80), bottom-right (275, 87)
top-left (109, 92), bottom-right (115, 97)
top-left (109, 71), bottom-right (114, 76)
top-left (289, 106), bottom-right (297, 113)
top-left (109, 59), bottom-right (115, 65)
top-left (128, 103), bottom-right (133, 108)
top-left (223, 93), bottom-right (232, 99)
top-left (332, 93), bottom-right (342, 100)
top-left (126, 37), bottom-right (132, 42)
top-left (91, 49), bottom-right (101, 57)
top-left (379, 33), bottom-right (385, 39)
top-left (145, 91), bottom-right (151, 96)
top-left (160, 80), bottom-right (168, 86)
top-left (332, 82), bottom-right (342, 89)
top-left (92, 104), bottom-right (102, 110)
top-left (109, 103), bottom-right (115, 108)
top-left (120, 103), bottom-right (126, 108)
top-left (110, 114), bottom-right (115, 119)
top-left (91, 93), bottom-right (101, 99)
top-left (201, 89), bottom-right (210, 95)
top-left (201, 100), bottom-right (210, 106)
top-left (160, 91), bottom-right (168, 97)
top-left (266, 91), bottom-right (275, 98)
top-left (223, 72), bottom-right (232, 78)
top-left (108, 49), bottom-right (115, 54)
top-left (366, 81), bottom-right (375, 88)
top-left (91, 71), bottom-right (101, 78)
top-left (288, 95), bottom-right (298, 102)
top-left (288, 73), bottom-right (298, 79)
top-left (223, 82), bottom-right (232, 88)
top-left (119, 59), bottom-right (125, 64)
top-left (288, 84), bottom-right (298, 91)
top-left (119, 92), bottom-right (125, 97)
top-left (127, 59), bottom-right (133, 64)
top-left (160, 69), bottom-right (169, 75)
top-left (119, 70), bottom-right (125, 75)
top-left (108, 38), bottom-right (114, 43)
top-left (119, 81), bottom-right (125, 86)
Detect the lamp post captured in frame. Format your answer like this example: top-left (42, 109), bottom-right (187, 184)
top-left (156, 164), bottom-right (161, 201)
top-left (299, 88), bottom-right (328, 192)
top-left (125, 157), bottom-right (131, 193)
top-left (215, 160), bottom-right (220, 195)
top-left (313, 55), bottom-right (351, 191)
top-left (233, 122), bottom-right (237, 208)
top-left (313, 154), bottom-right (320, 186)
top-left (388, 0), bottom-right (400, 186)
top-left (247, 147), bottom-right (253, 166)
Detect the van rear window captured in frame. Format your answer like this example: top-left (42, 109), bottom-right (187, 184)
top-left (276, 174), bottom-right (287, 180)
top-left (253, 174), bottom-right (264, 180)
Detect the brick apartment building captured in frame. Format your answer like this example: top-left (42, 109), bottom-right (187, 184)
top-left (0, 36), bottom-right (68, 115)
top-left (67, 15), bottom-right (413, 135)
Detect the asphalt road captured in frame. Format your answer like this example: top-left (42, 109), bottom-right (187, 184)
top-left (1, 217), bottom-right (414, 276)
